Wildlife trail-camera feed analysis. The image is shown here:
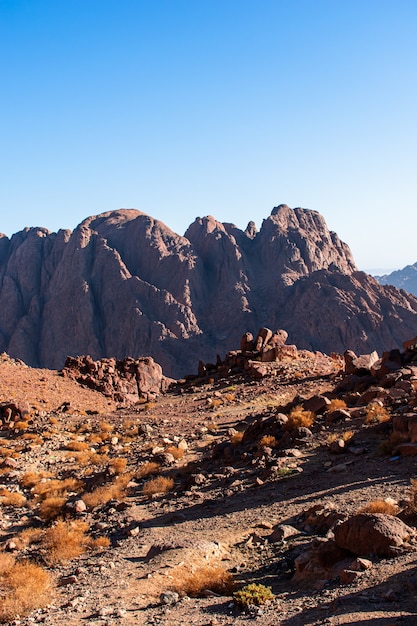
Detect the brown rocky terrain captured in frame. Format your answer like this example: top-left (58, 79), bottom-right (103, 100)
top-left (1, 205), bottom-right (417, 378)
top-left (1, 330), bottom-right (417, 625)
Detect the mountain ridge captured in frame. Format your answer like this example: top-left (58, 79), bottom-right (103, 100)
top-left (0, 204), bottom-right (416, 377)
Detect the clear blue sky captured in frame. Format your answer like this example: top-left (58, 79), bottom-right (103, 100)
top-left (1, 0), bottom-right (416, 271)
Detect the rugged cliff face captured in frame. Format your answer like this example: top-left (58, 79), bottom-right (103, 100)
top-left (1, 204), bottom-right (416, 377)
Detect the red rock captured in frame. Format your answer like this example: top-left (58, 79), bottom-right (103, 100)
top-left (334, 513), bottom-right (415, 557)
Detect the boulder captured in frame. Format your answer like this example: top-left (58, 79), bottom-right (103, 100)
top-left (334, 513), bottom-right (415, 557)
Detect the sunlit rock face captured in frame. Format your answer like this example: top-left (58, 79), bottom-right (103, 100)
top-left (0, 205), bottom-right (417, 378)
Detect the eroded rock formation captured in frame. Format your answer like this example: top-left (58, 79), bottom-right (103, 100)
top-left (1, 205), bottom-right (417, 377)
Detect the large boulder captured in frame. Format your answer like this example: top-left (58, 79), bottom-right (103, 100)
top-left (334, 513), bottom-right (415, 557)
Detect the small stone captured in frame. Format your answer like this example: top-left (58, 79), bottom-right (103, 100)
top-left (350, 557), bottom-right (373, 571)
top-left (74, 499), bottom-right (87, 513)
top-left (160, 591), bottom-right (179, 605)
top-left (58, 575), bottom-right (78, 586)
top-left (340, 569), bottom-right (362, 584)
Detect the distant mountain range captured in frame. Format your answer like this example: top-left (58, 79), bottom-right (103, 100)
top-left (1, 204), bottom-right (417, 378)
top-left (375, 264), bottom-right (417, 297)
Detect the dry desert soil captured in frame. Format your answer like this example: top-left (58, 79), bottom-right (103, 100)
top-left (0, 351), bottom-right (417, 626)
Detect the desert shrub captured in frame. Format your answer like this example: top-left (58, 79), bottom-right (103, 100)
top-left (258, 435), bottom-right (277, 448)
top-left (0, 489), bottom-right (26, 507)
top-left (326, 430), bottom-right (354, 445)
top-left (358, 499), bottom-right (399, 516)
top-left (230, 431), bottom-right (244, 446)
top-left (365, 402), bottom-right (390, 425)
top-left (39, 496), bottom-right (67, 520)
top-left (136, 461), bottom-right (160, 479)
top-left (44, 520), bottom-right (89, 565)
top-left (14, 421), bottom-right (29, 430)
top-left (165, 446), bottom-right (184, 460)
top-left (21, 433), bottom-right (43, 444)
top-left (109, 457), bottom-right (128, 474)
top-left (33, 478), bottom-right (83, 500)
top-left (20, 471), bottom-right (54, 489)
top-left (224, 393), bottom-right (236, 402)
top-left (174, 565), bottom-right (234, 597)
top-left (87, 433), bottom-right (105, 444)
top-left (142, 476), bottom-right (174, 496)
top-left (327, 398), bottom-right (347, 412)
top-left (0, 560), bottom-right (52, 622)
top-left (233, 583), bottom-right (274, 608)
top-left (284, 405), bottom-right (315, 430)
top-left (88, 536), bottom-right (111, 550)
top-left (82, 474), bottom-right (132, 508)
top-left (99, 421), bottom-right (113, 433)
top-left (72, 451), bottom-right (108, 466)
top-left (14, 527), bottom-right (43, 550)
top-left (65, 441), bottom-right (90, 452)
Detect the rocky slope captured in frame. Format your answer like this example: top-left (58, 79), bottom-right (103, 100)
top-left (376, 263), bottom-right (417, 296)
top-left (2, 332), bottom-right (417, 625)
top-left (1, 205), bottom-right (417, 377)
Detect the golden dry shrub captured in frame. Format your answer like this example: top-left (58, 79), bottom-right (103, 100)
top-left (99, 421), bottom-right (113, 433)
top-left (21, 433), bottom-right (43, 444)
top-left (14, 527), bottom-right (43, 550)
top-left (33, 478), bottom-right (83, 500)
top-left (0, 489), bottom-right (26, 507)
top-left (136, 461), bottom-right (160, 479)
top-left (230, 431), bottom-right (244, 446)
top-left (65, 441), bottom-right (90, 452)
top-left (20, 471), bottom-right (54, 489)
top-left (358, 499), bottom-right (399, 516)
top-left (165, 446), bottom-right (184, 460)
top-left (284, 405), bottom-right (315, 430)
top-left (82, 474), bottom-right (132, 509)
top-left (71, 451), bottom-right (108, 466)
top-left (258, 435), bottom-right (277, 449)
top-left (0, 559), bottom-right (52, 623)
top-left (39, 496), bottom-right (67, 521)
top-left (109, 457), bottom-right (128, 474)
top-left (88, 536), bottom-right (111, 549)
top-left (327, 398), bottom-right (348, 412)
top-left (142, 476), bottom-right (174, 496)
top-left (87, 433), bottom-right (105, 444)
top-left (365, 402), bottom-right (390, 425)
top-left (13, 421), bottom-right (29, 431)
top-left (173, 565), bottom-right (234, 597)
top-left (44, 520), bottom-right (89, 565)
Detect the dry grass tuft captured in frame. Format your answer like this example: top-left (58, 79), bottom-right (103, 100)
top-left (20, 471), bottom-right (54, 489)
top-left (284, 405), bottom-right (315, 430)
top-left (0, 559), bottom-right (53, 623)
top-left (88, 536), bottom-right (111, 550)
top-left (142, 476), bottom-right (174, 496)
top-left (65, 441), bottom-right (90, 452)
top-left (136, 461), bottom-right (160, 479)
top-left (44, 520), bottom-right (89, 565)
top-left (33, 478), bottom-right (83, 500)
top-left (327, 398), bottom-right (347, 412)
top-left (0, 489), bottom-right (27, 507)
top-left (109, 457), bottom-right (128, 474)
top-left (173, 565), bottom-right (234, 597)
top-left (14, 527), bottom-right (43, 550)
top-left (358, 499), bottom-right (399, 516)
top-left (13, 421), bottom-right (29, 430)
top-left (82, 474), bottom-right (132, 509)
top-left (365, 402), bottom-right (390, 425)
top-left (230, 431), bottom-right (244, 446)
top-left (39, 496), bottom-right (67, 520)
top-left (165, 446), bottom-right (184, 460)
top-left (258, 435), bottom-right (277, 448)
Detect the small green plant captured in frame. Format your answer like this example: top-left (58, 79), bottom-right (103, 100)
top-left (233, 583), bottom-right (274, 608)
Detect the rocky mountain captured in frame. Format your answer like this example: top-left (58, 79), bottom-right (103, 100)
top-left (1, 204), bottom-right (417, 378)
top-left (375, 263), bottom-right (417, 296)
